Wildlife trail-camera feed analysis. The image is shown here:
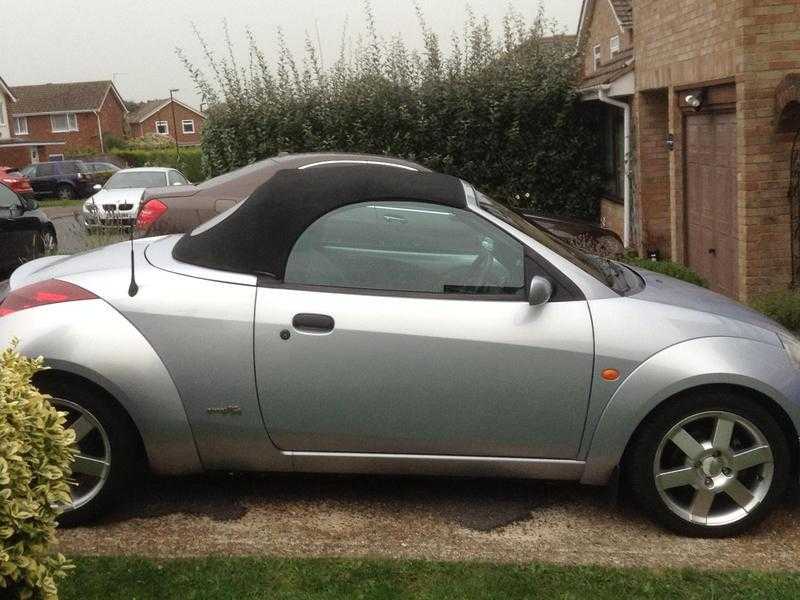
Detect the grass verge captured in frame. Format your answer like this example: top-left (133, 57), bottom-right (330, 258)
top-left (37, 198), bottom-right (84, 208)
top-left (62, 556), bottom-right (800, 600)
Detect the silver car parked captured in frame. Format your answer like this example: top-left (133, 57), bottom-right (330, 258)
top-left (1, 156), bottom-right (798, 537)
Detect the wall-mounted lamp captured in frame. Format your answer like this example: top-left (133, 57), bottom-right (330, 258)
top-left (685, 90), bottom-right (706, 111)
top-left (666, 133), bottom-right (675, 152)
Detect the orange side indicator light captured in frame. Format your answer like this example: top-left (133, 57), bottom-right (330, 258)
top-left (601, 369), bottom-right (620, 382)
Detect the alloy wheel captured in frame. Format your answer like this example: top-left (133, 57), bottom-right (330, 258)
top-left (50, 397), bottom-right (112, 512)
top-left (653, 410), bottom-right (774, 527)
top-left (40, 231), bottom-right (56, 254)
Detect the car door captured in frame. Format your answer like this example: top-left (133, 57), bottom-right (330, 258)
top-left (0, 184), bottom-right (39, 276)
top-left (253, 200), bottom-right (595, 459)
top-left (28, 162), bottom-right (58, 197)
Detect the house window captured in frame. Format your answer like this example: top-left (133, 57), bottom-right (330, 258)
top-left (610, 35), bottom-right (620, 56)
top-left (155, 121), bottom-right (169, 135)
top-left (181, 119), bottom-right (195, 134)
top-left (51, 113), bottom-right (78, 133)
top-left (593, 45), bottom-right (602, 71)
top-left (13, 117), bottom-right (28, 136)
top-left (49, 154), bottom-right (65, 161)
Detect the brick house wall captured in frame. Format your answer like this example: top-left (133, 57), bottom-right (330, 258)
top-left (735, 0), bottom-right (800, 297)
top-left (132, 101), bottom-right (205, 145)
top-left (10, 88), bottom-right (126, 155)
top-left (630, 0), bottom-right (800, 300)
top-left (582, 0), bottom-right (633, 77)
top-left (0, 145), bottom-right (50, 167)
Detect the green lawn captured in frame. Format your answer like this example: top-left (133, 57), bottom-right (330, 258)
top-left (60, 557), bottom-right (800, 600)
top-left (37, 198), bottom-right (84, 208)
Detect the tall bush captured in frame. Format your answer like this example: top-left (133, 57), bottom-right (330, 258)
top-left (181, 4), bottom-right (605, 219)
top-left (0, 343), bottom-right (74, 599)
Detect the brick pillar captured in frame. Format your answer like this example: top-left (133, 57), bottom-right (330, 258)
top-left (635, 89), bottom-right (672, 259)
top-left (735, 0), bottom-right (800, 300)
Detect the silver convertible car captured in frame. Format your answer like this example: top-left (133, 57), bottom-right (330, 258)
top-left (1, 157), bottom-right (799, 537)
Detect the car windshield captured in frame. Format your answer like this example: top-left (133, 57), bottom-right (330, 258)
top-left (474, 189), bottom-right (632, 294)
top-left (106, 171), bottom-right (167, 190)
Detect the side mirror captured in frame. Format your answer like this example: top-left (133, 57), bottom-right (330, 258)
top-left (528, 276), bottom-right (553, 307)
top-left (93, 184), bottom-right (102, 191)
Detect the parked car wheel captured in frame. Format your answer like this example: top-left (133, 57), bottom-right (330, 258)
top-left (35, 378), bottom-right (141, 526)
top-left (57, 184), bottom-right (75, 200)
top-left (626, 390), bottom-right (790, 537)
top-left (36, 227), bottom-right (58, 256)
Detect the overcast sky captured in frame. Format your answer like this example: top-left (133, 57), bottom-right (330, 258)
top-left (2, 1), bottom-right (581, 107)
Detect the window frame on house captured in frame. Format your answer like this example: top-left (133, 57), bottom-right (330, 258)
top-left (610, 35), bottom-right (620, 57)
top-left (13, 117), bottom-right (28, 136)
top-left (49, 154), bottom-right (65, 161)
top-left (592, 45), bottom-right (602, 72)
top-left (50, 113), bottom-right (79, 133)
top-left (181, 119), bottom-right (195, 134)
top-left (155, 120), bottom-right (170, 135)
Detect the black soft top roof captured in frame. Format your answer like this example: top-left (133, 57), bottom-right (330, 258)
top-left (172, 165), bottom-right (467, 278)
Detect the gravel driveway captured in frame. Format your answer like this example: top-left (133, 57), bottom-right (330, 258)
top-left (59, 473), bottom-right (800, 571)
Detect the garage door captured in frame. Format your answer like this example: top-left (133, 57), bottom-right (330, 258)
top-left (685, 111), bottom-right (738, 297)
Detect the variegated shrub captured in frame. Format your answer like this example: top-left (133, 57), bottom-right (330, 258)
top-left (0, 342), bottom-right (74, 600)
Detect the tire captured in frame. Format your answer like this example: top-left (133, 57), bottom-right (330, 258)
top-left (35, 378), bottom-right (142, 526)
top-left (56, 184), bottom-right (75, 200)
top-left (625, 389), bottom-right (791, 537)
top-left (35, 227), bottom-right (57, 256)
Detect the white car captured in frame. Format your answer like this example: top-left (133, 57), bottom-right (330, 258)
top-left (83, 167), bottom-right (190, 230)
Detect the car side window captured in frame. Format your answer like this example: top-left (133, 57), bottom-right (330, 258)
top-left (36, 163), bottom-right (57, 177)
top-left (285, 201), bottom-right (526, 298)
top-left (169, 170), bottom-right (189, 186)
top-left (0, 184), bottom-right (20, 209)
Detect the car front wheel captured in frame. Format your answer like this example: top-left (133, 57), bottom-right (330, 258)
top-left (626, 390), bottom-right (791, 537)
top-left (36, 378), bottom-right (141, 526)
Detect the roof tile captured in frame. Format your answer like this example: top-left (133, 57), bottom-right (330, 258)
top-left (9, 81), bottom-right (113, 115)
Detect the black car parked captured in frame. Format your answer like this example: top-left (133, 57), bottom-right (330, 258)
top-left (0, 182), bottom-right (58, 279)
top-left (20, 160), bottom-right (96, 200)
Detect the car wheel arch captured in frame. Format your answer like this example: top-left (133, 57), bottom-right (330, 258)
top-left (620, 382), bottom-right (799, 480)
top-left (33, 368), bottom-right (148, 465)
top-left (581, 336), bottom-right (800, 486)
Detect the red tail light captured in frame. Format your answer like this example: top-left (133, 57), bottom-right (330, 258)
top-left (137, 199), bottom-right (168, 230)
top-left (0, 280), bottom-right (97, 317)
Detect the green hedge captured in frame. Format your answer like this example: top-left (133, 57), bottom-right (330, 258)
top-left (751, 291), bottom-right (800, 332)
top-left (112, 148), bottom-right (204, 183)
top-left (622, 256), bottom-right (708, 288)
top-left (182, 7), bottom-right (605, 220)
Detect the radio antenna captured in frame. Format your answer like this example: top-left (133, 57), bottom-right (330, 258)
top-left (127, 221), bottom-right (139, 297)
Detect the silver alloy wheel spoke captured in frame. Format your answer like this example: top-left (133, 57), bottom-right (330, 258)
top-left (48, 397), bottom-right (111, 512)
top-left (654, 410), bottom-right (774, 528)
top-left (733, 445), bottom-right (773, 471)
top-left (670, 428), bottom-right (705, 461)
top-left (726, 479), bottom-right (755, 510)
top-left (70, 416), bottom-right (94, 443)
top-left (712, 417), bottom-right (735, 451)
top-left (73, 454), bottom-right (109, 478)
top-left (656, 466), bottom-right (696, 490)
top-left (690, 489), bottom-right (715, 519)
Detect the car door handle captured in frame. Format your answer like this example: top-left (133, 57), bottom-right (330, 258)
top-left (292, 313), bottom-right (335, 334)
top-left (383, 215), bottom-right (407, 224)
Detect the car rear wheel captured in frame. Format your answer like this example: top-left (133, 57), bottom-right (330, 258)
top-left (35, 228), bottom-right (57, 256)
top-left (56, 184), bottom-right (75, 200)
top-left (626, 390), bottom-right (790, 537)
top-left (36, 379), bottom-right (142, 526)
